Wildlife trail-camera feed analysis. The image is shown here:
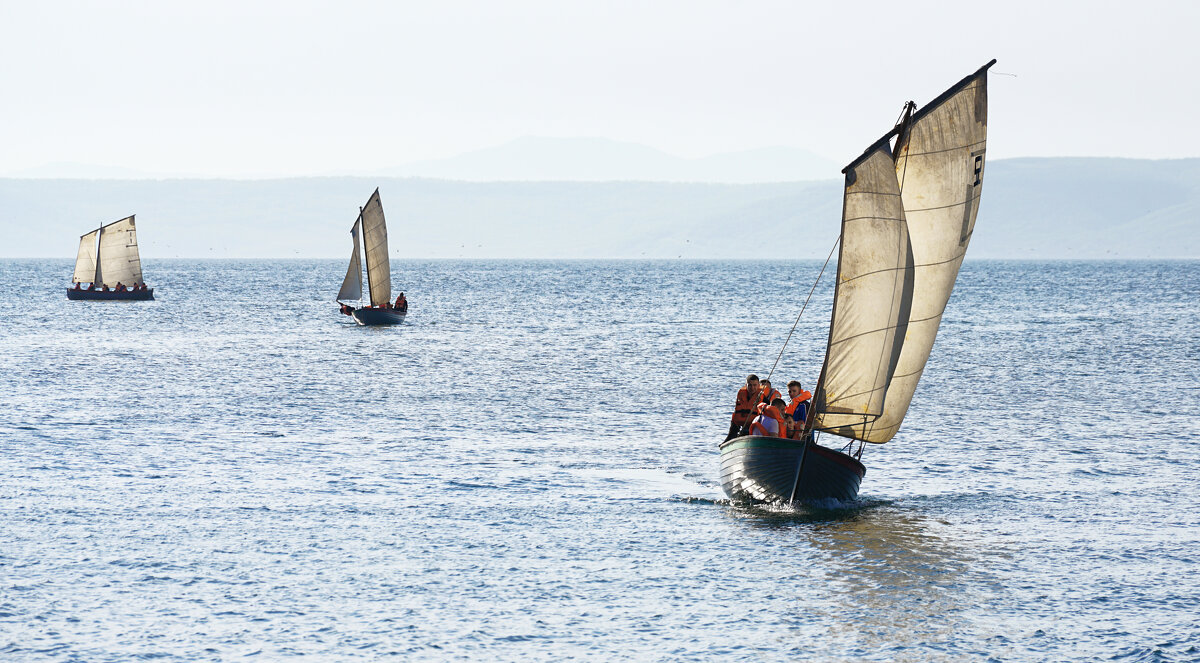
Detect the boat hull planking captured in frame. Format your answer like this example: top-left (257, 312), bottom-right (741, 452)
top-left (719, 435), bottom-right (865, 504)
top-left (350, 307), bottom-right (406, 326)
top-left (67, 288), bottom-right (155, 301)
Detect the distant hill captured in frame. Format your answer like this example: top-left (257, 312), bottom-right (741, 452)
top-left (1, 157), bottom-right (1197, 259)
top-left (376, 137), bottom-right (839, 183)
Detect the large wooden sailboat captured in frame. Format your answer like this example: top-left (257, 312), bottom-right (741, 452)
top-left (336, 189), bottom-right (406, 326)
top-left (720, 60), bottom-right (995, 504)
top-left (66, 215), bottom-right (154, 301)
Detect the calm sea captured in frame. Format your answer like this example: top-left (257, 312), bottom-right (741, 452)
top-left (1, 259), bottom-right (1197, 661)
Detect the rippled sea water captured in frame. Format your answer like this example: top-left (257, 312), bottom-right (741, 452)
top-left (1, 259), bottom-right (1197, 661)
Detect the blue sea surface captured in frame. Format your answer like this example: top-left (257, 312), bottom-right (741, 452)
top-left (1, 259), bottom-right (1197, 661)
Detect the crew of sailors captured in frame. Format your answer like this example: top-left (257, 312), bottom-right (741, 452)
top-left (74, 281), bottom-right (148, 292)
top-left (724, 373), bottom-right (813, 442)
top-left (338, 292), bottom-right (408, 315)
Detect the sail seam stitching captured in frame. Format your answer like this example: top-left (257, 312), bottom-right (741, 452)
top-left (901, 138), bottom-right (986, 158)
top-left (906, 193), bottom-right (980, 214)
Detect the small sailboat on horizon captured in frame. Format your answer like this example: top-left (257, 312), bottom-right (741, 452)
top-left (67, 215), bottom-right (154, 301)
top-left (720, 59), bottom-right (995, 504)
top-left (336, 188), bottom-right (407, 326)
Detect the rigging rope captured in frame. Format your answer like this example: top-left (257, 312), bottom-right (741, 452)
top-left (765, 235), bottom-right (841, 384)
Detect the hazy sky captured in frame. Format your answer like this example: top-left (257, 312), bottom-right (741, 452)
top-left (2, 0), bottom-right (1197, 178)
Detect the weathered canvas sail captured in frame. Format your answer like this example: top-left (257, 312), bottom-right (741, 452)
top-left (813, 145), bottom-right (914, 442)
top-left (73, 229), bottom-right (100, 283)
top-left (360, 189), bottom-right (391, 307)
top-left (96, 216), bottom-right (144, 287)
top-left (814, 60), bottom-right (992, 444)
top-left (337, 218), bottom-right (364, 302)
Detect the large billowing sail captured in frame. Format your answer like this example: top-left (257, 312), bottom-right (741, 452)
top-left (96, 216), bottom-right (144, 287)
top-left (812, 145), bottom-right (914, 441)
top-left (813, 60), bottom-right (992, 444)
top-left (360, 189), bottom-right (391, 307)
top-left (73, 229), bottom-right (99, 284)
top-left (337, 218), bottom-right (364, 302)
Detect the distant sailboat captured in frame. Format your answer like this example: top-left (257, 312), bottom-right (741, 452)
top-left (336, 189), bottom-right (407, 325)
top-left (66, 215), bottom-right (154, 301)
top-left (720, 60), bottom-right (995, 504)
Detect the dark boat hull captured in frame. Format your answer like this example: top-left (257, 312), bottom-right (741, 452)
top-left (67, 288), bottom-right (154, 301)
top-left (719, 435), bottom-right (865, 504)
top-left (350, 307), bottom-right (406, 326)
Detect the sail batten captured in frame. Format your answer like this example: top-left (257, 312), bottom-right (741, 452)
top-left (813, 63), bottom-right (991, 444)
top-left (337, 218), bottom-right (364, 302)
top-left (94, 216), bottom-right (143, 287)
top-left (360, 189), bottom-right (392, 307)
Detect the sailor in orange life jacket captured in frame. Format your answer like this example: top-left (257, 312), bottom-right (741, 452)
top-left (748, 399), bottom-right (788, 438)
top-left (724, 374), bottom-right (762, 442)
top-left (759, 379), bottom-right (782, 407)
top-left (784, 380), bottom-right (813, 439)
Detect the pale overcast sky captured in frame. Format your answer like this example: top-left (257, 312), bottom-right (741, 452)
top-left (1, 0), bottom-right (1197, 178)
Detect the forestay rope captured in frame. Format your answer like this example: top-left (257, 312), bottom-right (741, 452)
top-left (764, 235), bottom-right (840, 385)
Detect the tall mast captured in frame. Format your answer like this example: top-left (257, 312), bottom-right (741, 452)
top-left (357, 208), bottom-right (368, 304)
top-left (93, 221), bottom-right (103, 285)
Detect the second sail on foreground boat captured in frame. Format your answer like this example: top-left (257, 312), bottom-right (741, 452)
top-left (67, 215), bottom-right (154, 301)
top-left (720, 60), bottom-right (995, 504)
top-left (336, 188), bottom-right (407, 326)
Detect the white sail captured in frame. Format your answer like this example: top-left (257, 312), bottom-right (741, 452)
top-left (360, 189), bottom-right (392, 307)
top-left (813, 61), bottom-right (992, 444)
top-left (73, 229), bottom-right (99, 283)
top-left (96, 216), bottom-right (144, 287)
top-left (813, 144), bottom-right (913, 442)
top-left (337, 218), bottom-right (364, 302)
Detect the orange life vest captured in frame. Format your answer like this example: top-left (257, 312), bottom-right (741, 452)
top-left (784, 390), bottom-right (812, 438)
top-left (731, 386), bottom-right (759, 426)
top-left (749, 403), bottom-right (786, 437)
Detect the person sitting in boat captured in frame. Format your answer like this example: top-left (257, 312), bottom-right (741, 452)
top-left (101, 284), bottom-right (110, 292)
top-left (749, 400), bottom-right (787, 438)
top-left (784, 380), bottom-right (813, 438)
top-left (395, 293), bottom-right (407, 312)
top-left (759, 379), bottom-right (782, 407)
top-left (73, 282), bottom-right (82, 290)
top-left (86, 283), bottom-right (96, 291)
top-left (725, 374), bottom-right (762, 442)
top-left (115, 282), bottom-right (126, 292)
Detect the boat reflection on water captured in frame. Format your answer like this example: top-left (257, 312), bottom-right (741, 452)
top-left (727, 502), bottom-right (990, 658)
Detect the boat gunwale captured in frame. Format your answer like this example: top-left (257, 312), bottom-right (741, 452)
top-left (720, 435), bottom-right (866, 478)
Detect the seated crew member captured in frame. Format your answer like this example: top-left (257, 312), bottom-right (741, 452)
top-left (785, 380), bottom-right (813, 438)
top-left (395, 292), bottom-right (407, 312)
top-left (759, 379), bottom-right (782, 407)
top-left (101, 284), bottom-right (110, 292)
top-left (73, 282), bottom-right (82, 290)
top-left (748, 400), bottom-right (787, 438)
top-left (724, 374), bottom-right (762, 442)
top-left (87, 283), bottom-right (96, 291)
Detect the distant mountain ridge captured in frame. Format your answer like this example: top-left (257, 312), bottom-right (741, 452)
top-left (5, 137), bottom-right (839, 183)
top-left (1, 157), bottom-right (1197, 259)
top-left (376, 137), bottom-right (839, 183)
